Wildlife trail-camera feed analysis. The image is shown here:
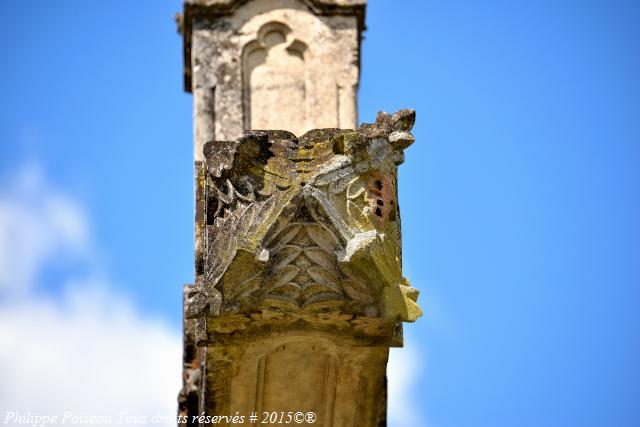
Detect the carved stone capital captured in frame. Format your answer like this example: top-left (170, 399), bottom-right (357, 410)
top-left (188, 110), bottom-right (422, 346)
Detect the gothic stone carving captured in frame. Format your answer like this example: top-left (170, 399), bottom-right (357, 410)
top-left (243, 21), bottom-right (308, 136)
top-left (178, 0), bottom-right (363, 160)
top-left (186, 110), bottom-right (422, 344)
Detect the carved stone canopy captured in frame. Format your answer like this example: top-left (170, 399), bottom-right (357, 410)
top-left (187, 110), bottom-right (422, 346)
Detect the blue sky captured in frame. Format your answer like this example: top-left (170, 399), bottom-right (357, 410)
top-left (1, 1), bottom-right (639, 426)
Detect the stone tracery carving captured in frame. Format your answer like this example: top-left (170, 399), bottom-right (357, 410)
top-left (187, 110), bottom-right (422, 342)
top-left (243, 22), bottom-right (308, 136)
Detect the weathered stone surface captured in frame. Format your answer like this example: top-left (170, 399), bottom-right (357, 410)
top-left (180, 110), bottom-right (421, 425)
top-left (189, 109), bottom-right (420, 327)
top-left (177, 0), bottom-right (365, 160)
top-left (178, 2), bottom-right (422, 425)
top-left (177, 284), bottom-right (202, 423)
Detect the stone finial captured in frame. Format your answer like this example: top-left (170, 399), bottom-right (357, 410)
top-left (187, 110), bottom-right (421, 345)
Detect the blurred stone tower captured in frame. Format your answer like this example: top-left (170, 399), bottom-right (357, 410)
top-left (177, 1), bottom-right (421, 426)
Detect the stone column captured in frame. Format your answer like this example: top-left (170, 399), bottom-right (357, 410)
top-left (177, 1), bottom-right (422, 426)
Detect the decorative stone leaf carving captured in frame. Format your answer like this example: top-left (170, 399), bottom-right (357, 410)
top-left (346, 177), bottom-right (366, 200)
top-left (188, 110), bottom-right (422, 337)
top-left (347, 200), bottom-right (371, 230)
top-left (304, 223), bottom-right (337, 253)
top-left (303, 247), bottom-right (338, 274)
top-left (267, 265), bottom-right (300, 291)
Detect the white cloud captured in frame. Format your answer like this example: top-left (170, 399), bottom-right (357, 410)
top-left (387, 336), bottom-right (427, 427)
top-left (0, 164), bottom-right (90, 294)
top-left (0, 284), bottom-right (182, 425)
top-left (0, 165), bottom-right (182, 426)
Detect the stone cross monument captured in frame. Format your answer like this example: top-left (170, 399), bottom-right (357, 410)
top-left (177, 1), bottom-right (422, 425)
